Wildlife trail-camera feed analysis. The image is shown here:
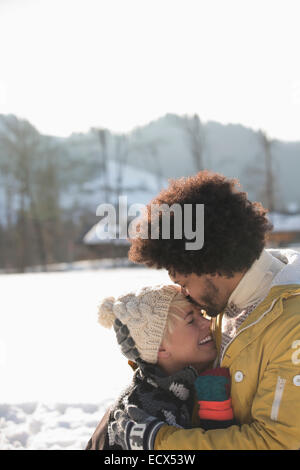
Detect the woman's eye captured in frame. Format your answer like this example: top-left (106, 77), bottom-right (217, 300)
top-left (187, 318), bottom-right (194, 325)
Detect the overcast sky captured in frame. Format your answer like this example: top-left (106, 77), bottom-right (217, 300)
top-left (1, 0), bottom-right (300, 141)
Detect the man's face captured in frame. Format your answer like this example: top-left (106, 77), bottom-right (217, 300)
top-left (169, 271), bottom-right (229, 318)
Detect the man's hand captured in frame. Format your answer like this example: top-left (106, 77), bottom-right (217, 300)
top-left (108, 404), bottom-right (165, 450)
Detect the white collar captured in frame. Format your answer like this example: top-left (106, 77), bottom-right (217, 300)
top-left (228, 249), bottom-right (285, 309)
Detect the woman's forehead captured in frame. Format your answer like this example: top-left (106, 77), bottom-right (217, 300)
top-left (176, 303), bottom-right (195, 318)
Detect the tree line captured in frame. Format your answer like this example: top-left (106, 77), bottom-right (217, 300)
top-left (0, 116), bottom-right (98, 272)
top-left (0, 114), bottom-right (278, 273)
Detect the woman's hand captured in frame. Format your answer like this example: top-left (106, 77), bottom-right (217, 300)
top-left (108, 403), bottom-right (165, 450)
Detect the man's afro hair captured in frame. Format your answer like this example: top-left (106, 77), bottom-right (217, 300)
top-left (128, 171), bottom-right (273, 277)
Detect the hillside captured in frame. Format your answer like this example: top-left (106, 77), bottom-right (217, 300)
top-left (59, 113), bottom-right (300, 212)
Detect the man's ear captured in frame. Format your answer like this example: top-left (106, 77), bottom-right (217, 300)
top-left (157, 346), bottom-right (170, 359)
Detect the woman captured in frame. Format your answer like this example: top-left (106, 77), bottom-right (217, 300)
top-left (86, 284), bottom-right (235, 450)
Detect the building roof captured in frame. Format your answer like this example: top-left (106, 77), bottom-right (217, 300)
top-left (83, 222), bottom-right (130, 245)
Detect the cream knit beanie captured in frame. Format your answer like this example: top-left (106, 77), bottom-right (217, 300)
top-left (97, 284), bottom-right (180, 364)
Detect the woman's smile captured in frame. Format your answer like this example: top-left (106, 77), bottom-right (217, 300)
top-left (198, 334), bottom-right (214, 346)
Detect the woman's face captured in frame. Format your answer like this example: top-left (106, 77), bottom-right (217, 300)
top-left (159, 304), bottom-right (217, 373)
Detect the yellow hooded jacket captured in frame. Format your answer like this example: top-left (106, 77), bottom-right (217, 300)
top-left (155, 249), bottom-right (300, 450)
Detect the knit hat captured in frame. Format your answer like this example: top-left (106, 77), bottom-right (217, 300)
top-left (97, 284), bottom-right (180, 364)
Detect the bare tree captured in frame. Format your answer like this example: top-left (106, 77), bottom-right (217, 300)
top-left (243, 130), bottom-right (280, 212)
top-left (92, 129), bottom-right (133, 205)
top-left (0, 116), bottom-right (62, 271)
top-left (92, 128), bottom-right (112, 203)
top-left (93, 128), bottom-right (166, 201)
top-left (129, 133), bottom-right (166, 192)
top-left (259, 130), bottom-right (275, 212)
top-left (179, 114), bottom-right (206, 172)
top-left (111, 134), bottom-right (126, 204)
top-left (146, 143), bottom-right (164, 191)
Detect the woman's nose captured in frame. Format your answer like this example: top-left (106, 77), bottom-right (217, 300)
top-left (196, 315), bottom-right (210, 330)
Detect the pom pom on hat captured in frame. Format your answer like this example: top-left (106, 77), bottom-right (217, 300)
top-left (98, 296), bottom-right (116, 328)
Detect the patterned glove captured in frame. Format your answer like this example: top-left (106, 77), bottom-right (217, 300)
top-left (108, 404), bottom-right (165, 450)
top-left (194, 367), bottom-right (234, 424)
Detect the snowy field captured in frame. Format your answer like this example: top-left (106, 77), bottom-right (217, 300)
top-left (0, 266), bottom-right (170, 449)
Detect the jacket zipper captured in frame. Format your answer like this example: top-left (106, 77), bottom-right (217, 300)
top-left (270, 376), bottom-right (286, 421)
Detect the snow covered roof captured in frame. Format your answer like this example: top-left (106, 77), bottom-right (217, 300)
top-left (82, 160), bottom-right (169, 245)
top-left (84, 210), bottom-right (300, 245)
top-left (83, 222), bottom-right (130, 245)
top-left (268, 212), bottom-right (300, 232)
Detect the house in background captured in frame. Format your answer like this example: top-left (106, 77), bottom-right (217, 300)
top-left (84, 210), bottom-right (300, 258)
top-left (82, 160), bottom-right (168, 259)
top-left (83, 218), bottom-right (131, 259)
top-left (267, 212), bottom-right (300, 248)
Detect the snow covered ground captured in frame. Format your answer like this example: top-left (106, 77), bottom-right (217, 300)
top-left (0, 266), bottom-right (170, 449)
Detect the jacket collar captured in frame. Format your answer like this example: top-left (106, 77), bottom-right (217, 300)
top-left (228, 249), bottom-right (285, 310)
top-left (220, 284), bottom-right (300, 366)
top-left (215, 248), bottom-right (300, 366)
top-left (268, 248), bottom-right (300, 287)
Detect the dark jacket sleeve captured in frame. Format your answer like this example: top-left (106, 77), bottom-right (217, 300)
top-left (85, 370), bottom-right (137, 450)
top-left (85, 407), bottom-right (121, 450)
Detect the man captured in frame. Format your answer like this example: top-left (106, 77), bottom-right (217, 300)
top-left (109, 171), bottom-right (300, 450)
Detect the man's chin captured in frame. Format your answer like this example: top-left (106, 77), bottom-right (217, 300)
top-left (203, 309), bottom-right (220, 318)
